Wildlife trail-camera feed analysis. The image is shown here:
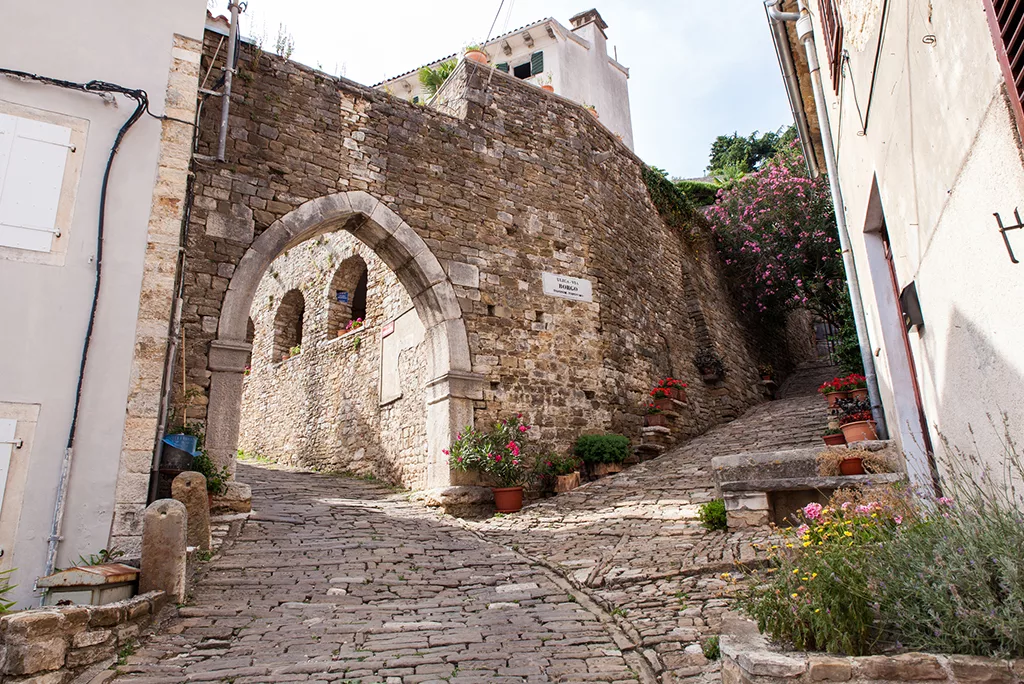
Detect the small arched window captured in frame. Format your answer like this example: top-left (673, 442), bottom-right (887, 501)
top-left (328, 255), bottom-right (368, 336)
top-left (273, 289), bottom-right (305, 361)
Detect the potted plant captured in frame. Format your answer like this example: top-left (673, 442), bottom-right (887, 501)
top-left (289, 345), bottom-right (301, 357)
top-left (582, 103), bottom-right (599, 118)
top-left (758, 363), bottom-right (774, 382)
top-left (836, 397), bottom-right (878, 443)
top-left (817, 378), bottom-right (848, 408)
top-left (822, 425), bottom-right (846, 447)
top-left (645, 404), bottom-right (669, 428)
top-left (694, 349), bottom-right (725, 382)
top-left (281, 352), bottom-right (290, 362)
top-left (574, 434), bottom-right (630, 478)
top-left (448, 414), bottom-right (532, 513)
top-left (345, 317), bottom-right (364, 334)
top-left (464, 44), bottom-right (488, 65)
top-left (816, 447), bottom-right (893, 477)
top-left (649, 386), bottom-right (675, 411)
top-left (536, 73), bottom-right (554, 93)
top-left (846, 373), bottom-right (868, 401)
top-left (656, 377), bottom-right (688, 402)
top-left (538, 453), bottom-right (582, 493)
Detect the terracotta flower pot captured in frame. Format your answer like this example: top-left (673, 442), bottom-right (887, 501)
top-left (840, 420), bottom-right (877, 443)
top-left (493, 486), bottom-right (524, 513)
top-left (850, 388), bottom-right (869, 402)
top-left (824, 390), bottom-right (848, 408)
top-left (761, 375), bottom-right (773, 382)
top-left (646, 413), bottom-right (669, 428)
top-left (554, 472), bottom-right (580, 493)
top-left (839, 457), bottom-right (866, 475)
top-left (592, 462), bottom-right (624, 477)
top-left (652, 397), bottom-right (674, 411)
top-left (670, 387), bottom-right (688, 402)
top-left (822, 433), bottom-right (847, 446)
top-left (541, 84), bottom-right (554, 92)
top-left (587, 108), bottom-right (599, 119)
top-left (701, 371), bottom-right (721, 383)
top-left (281, 353), bottom-right (290, 362)
top-left (465, 49), bottom-right (488, 65)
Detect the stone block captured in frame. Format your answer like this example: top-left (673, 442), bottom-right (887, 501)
top-left (736, 649), bottom-right (807, 678)
top-left (140, 499), bottom-right (188, 603)
top-left (3, 610), bottom-right (64, 638)
top-left (447, 261), bottom-right (480, 289)
top-left (66, 640), bottom-right (117, 668)
top-left (947, 655), bottom-right (1014, 683)
top-left (87, 604), bottom-right (125, 628)
top-left (724, 492), bottom-right (769, 511)
top-left (852, 654), bottom-right (945, 681)
top-left (807, 656), bottom-right (852, 681)
top-left (212, 481), bottom-right (252, 513)
top-left (172, 471), bottom-right (212, 551)
top-left (2, 635), bottom-right (67, 675)
top-left (206, 203), bottom-right (254, 244)
top-left (72, 629), bottom-right (112, 649)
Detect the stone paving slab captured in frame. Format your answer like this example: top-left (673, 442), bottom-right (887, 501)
top-left (113, 465), bottom-right (648, 684)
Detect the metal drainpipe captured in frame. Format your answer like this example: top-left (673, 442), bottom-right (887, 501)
top-left (774, 1), bottom-right (888, 438)
top-left (216, 0), bottom-right (242, 161)
top-left (765, 0), bottom-right (819, 177)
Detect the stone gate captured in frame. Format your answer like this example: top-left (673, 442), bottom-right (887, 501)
top-left (169, 30), bottom-right (767, 502)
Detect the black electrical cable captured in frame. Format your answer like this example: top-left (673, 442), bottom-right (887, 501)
top-left (0, 68), bottom-right (190, 452)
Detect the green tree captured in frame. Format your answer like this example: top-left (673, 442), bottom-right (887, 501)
top-left (418, 60), bottom-right (458, 97)
top-left (707, 126), bottom-right (796, 176)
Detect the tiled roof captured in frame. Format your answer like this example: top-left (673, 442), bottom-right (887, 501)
top-left (372, 16), bottom-right (554, 87)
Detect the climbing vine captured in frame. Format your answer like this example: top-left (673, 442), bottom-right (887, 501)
top-left (642, 165), bottom-right (699, 240)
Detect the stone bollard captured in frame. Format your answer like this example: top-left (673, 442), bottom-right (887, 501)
top-left (140, 499), bottom-right (187, 603)
top-left (172, 471), bottom-right (212, 551)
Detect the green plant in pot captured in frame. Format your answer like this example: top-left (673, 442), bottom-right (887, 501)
top-left (574, 434), bottom-right (630, 478)
top-left (536, 453), bottom-right (582, 493)
top-left (448, 414), bottom-right (532, 512)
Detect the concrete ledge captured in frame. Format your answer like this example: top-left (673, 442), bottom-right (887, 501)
top-left (721, 630), bottom-right (1023, 683)
top-left (721, 473), bottom-right (905, 492)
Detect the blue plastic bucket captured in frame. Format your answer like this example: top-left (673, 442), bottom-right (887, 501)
top-left (163, 433), bottom-right (198, 455)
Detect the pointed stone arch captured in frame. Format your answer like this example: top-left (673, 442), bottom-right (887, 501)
top-left (206, 191), bottom-right (482, 490)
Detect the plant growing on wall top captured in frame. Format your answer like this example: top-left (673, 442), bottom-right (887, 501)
top-left (418, 59), bottom-right (457, 97)
top-left (642, 165), bottom-right (699, 241)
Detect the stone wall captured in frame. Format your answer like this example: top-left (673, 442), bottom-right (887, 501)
top-left (238, 231), bottom-right (428, 486)
top-left (0, 592), bottom-right (166, 682)
top-left (175, 35), bottom-right (769, 485)
top-left (722, 632), bottom-right (1023, 683)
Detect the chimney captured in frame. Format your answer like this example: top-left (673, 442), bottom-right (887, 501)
top-left (569, 9), bottom-right (608, 36)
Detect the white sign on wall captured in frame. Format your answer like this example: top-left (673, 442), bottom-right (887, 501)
top-left (542, 272), bottom-right (593, 303)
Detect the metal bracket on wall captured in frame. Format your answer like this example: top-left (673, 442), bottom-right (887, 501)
top-left (0, 438), bottom-right (23, 449)
top-left (994, 208), bottom-right (1023, 264)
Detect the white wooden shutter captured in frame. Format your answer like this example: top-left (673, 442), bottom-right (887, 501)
top-left (0, 113), bottom-right (73, 252)
top-left (0, 419), bottom-right (16, 514)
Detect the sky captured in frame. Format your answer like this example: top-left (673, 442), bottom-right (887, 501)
top-left (209, 0), bottom-right (794, 179)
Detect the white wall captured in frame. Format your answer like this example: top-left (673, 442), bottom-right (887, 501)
top-left (804, 0), bottom-right (1024, 493)
top-left (0, 0), bottom-right (206, 607)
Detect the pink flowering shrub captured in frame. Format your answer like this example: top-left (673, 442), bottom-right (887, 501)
top-left (447, 414), bottom-right (532, 488)
top-left (706, 143), bottom-right (846, 328)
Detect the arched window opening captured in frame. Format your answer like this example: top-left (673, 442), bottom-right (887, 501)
top-left (245, 317), bottom-right (255, 370)
top-left (274, 289), bottom-right (305, 361)
top-left (328, 255), bottom-right (369, 337)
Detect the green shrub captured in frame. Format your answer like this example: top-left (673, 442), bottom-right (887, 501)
top-left (192, 451), bottom-right (230, 495)
top-left (675, 180), bottom-right (720, 207)
top-left (702, 635), bottom-right (721, 660)
top-left (698, 499), bottom-right (728, 531)
top-left (573, 434), bottom-right (630, 465)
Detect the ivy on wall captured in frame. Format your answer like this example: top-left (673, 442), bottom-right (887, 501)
top-left (641, 165), bottom-right (699, 240)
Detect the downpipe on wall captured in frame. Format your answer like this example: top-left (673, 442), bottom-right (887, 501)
top-left (216, 0), bottom-right (243, 161)
top-left (765, 0), bottom-right (889, 438)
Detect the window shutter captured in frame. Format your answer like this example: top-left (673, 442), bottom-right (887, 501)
top-left (817, 0), bottom-right (844, 94)
top-left (0, 113), bottom-right (72, 253)
top-left (0, 419), bottom-right (15, 513)
top-left (496, 62), bottom-right (509, 73)
top-left (984, 0), bottom-right (1024, 136)
top-left (530, 51), bottom-right (544, 76)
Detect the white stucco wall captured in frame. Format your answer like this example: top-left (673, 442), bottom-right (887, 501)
top-left (378, 16), bottom-right (634, 149)
top-left (802, 0), bottom-right (1024, 493)
top-left (0, 0), bottom-right (206, 607)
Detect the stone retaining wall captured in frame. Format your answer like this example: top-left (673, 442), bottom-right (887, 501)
top-left (0, 591), bottom-right (166, 682)
top-left (722, 633), bottom-right (1023, 683)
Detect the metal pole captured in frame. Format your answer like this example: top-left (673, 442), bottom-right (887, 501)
top-left (792, 4), bottom-right (888, 438)
top-left (216, 0), bottom-right (242, 161)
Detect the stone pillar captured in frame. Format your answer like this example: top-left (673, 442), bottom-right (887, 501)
top-left (171, 471), bottom-right (211, 551)
top-left (206, 339), bottom-right (251, 476)
top-left (425, 370), bottom-right (485, 488)
top-left (140, 499), bottom-right (187, 603)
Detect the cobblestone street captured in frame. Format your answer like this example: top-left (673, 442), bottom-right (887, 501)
top-left (115, 366), bottom-right (832, 684)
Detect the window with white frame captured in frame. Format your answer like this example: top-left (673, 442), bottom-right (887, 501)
top-left (0, 112), bottom-right (75, 253)
top-left (0, 419), bottom-right (16, 515)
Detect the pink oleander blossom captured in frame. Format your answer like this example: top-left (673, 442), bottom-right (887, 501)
top-left (803, 502), bottom-right (823, 520)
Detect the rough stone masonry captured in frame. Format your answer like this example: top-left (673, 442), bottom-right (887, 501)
top-left (172, 31), bottom-right (768, 493)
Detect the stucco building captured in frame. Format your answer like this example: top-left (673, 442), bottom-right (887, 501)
top-left (767, 0), bottom-right (1024, 493)
top-left (0, 0), bottom-right (206, 606)
top-left (375, 9), bottom-right (634, 150)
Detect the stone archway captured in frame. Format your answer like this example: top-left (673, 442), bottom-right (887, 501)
top-left (205, 191), bottom-right (481, 492)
